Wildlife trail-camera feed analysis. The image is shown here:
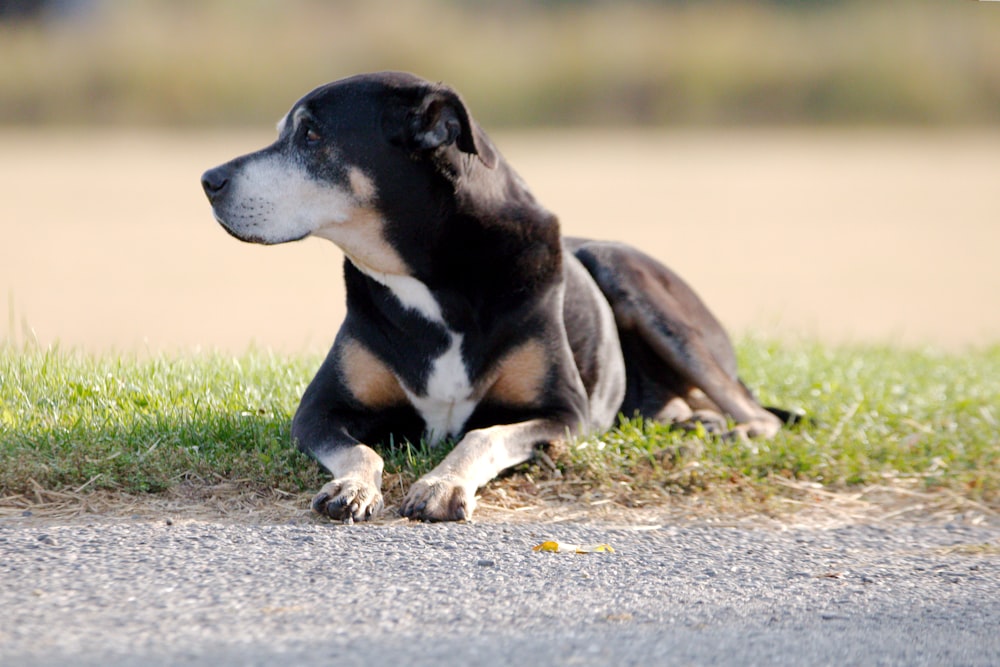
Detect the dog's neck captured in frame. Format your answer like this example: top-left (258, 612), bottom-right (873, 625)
top-left (342, 152), bottom-right (564, 337)
top-left (447, 153), bottom-right (563, 289)
top-left (453, 152), bottom-right (540, 216)
top-left (345, 256), bottom-right (445, 324)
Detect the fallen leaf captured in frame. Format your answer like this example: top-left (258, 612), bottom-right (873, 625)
top-left (532, 540), bottom-right (615, 554)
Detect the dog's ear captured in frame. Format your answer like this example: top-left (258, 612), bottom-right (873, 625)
top-left (409, 87), bottom-right (498, 169)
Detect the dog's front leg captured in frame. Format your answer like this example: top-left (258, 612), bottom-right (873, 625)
top-left (400, 419), bottom-right (569, 522)
top-left (309, 444), bottom-right (385, 523)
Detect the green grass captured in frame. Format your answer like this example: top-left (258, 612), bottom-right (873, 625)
top-left (0, 348), bottom-right (324, 496)
top-left (573, 340), bottom-right (1000, 505)
top-left (1, 341), bottom-right (998, 508)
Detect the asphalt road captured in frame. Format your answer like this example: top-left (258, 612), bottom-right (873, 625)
top-left (2, 515), bottom-right (998, 666)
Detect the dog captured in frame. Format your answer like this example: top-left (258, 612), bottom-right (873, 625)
top-left (201, 71), bottom-right (792, 523)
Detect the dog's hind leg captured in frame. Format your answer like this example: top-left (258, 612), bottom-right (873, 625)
top-left (571, 239), bottom-right (781, 439)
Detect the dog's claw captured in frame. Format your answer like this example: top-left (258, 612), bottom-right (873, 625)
top-left (311, 478), bottom-right (382, 523)
top-left (310, 492), bottom-right (330, 514)
top-left (401, 477), bottom-right (474, 522)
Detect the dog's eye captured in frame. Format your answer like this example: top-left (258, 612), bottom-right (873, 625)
top-left (303, 126), bottom-right (321, 145)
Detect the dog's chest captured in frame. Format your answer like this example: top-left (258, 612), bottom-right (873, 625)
top-left (403, 331), bottom-right (477, 445)
top-left (368, 270), bottom-right (478, 444)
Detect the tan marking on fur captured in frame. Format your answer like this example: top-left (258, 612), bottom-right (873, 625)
top-left (656, 396), bottom-right (694, 423)
top-left (339, 339), bottom-right (406, 407)
top-left (316, 209), bottom-right (410, 277)
top-left (684, 387), bottom-right (721, 413)
top-left (484, 340), bottom-right (548, 405)
top-left (348, 167), bottom-right (376, 202)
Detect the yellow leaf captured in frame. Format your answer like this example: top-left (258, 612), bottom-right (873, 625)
top-left (532, 540), bottom-right (615, 554)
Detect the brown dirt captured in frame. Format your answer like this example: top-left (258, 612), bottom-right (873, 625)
top-left (3, 476), bottom-right (994, 529)
top-left (3, 128), bottom-right (999, 353)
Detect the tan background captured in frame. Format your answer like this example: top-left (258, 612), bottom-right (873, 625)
top-left (2, 129), bottom-right (998, 354)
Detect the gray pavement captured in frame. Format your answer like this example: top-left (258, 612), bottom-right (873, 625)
top-left (1, 515), bottom-right (998, 666)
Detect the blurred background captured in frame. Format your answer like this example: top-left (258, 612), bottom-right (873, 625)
top-left (2, 0), bottom-right (999, 352)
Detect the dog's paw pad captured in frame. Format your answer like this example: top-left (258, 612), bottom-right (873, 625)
top-left (311, 478), bottom-right (383, 523)
top-left (400, 478), bottom-right (474, 522)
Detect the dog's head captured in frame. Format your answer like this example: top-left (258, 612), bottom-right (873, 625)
top-left (201, 71), bottom-right (498, 274)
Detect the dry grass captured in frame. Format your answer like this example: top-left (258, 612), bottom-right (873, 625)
top-left (4, 471), bottom-right (995, 530)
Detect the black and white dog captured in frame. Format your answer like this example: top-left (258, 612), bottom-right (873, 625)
top-left (202, 71), bottom-right (790, 523)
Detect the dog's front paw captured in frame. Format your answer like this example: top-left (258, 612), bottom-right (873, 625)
top-left (400, 477), bottom-right (475, 522)
top-left (676, 409), bottom-right (729, 436)
top-left (725, 411), bottom-right (783, 441)
top-left (311, 477), bottom-right (383, 523)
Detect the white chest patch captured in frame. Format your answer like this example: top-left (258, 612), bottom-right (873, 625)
top-left (350, 259), bottom-right (477, 443)
top-left (349, 261), bottom-right (444, 322)
top-left (403, 331), bottom-right (478, 445)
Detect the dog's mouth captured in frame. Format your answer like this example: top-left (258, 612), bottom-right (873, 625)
top-left (212, 210), bottom-right (309, 246)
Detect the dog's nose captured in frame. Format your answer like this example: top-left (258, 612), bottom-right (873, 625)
top-left (201, 166), bottom-right (230, 202)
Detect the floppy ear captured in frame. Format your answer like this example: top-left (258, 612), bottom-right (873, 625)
top-left (409, 87), bottom-right (498, 169)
